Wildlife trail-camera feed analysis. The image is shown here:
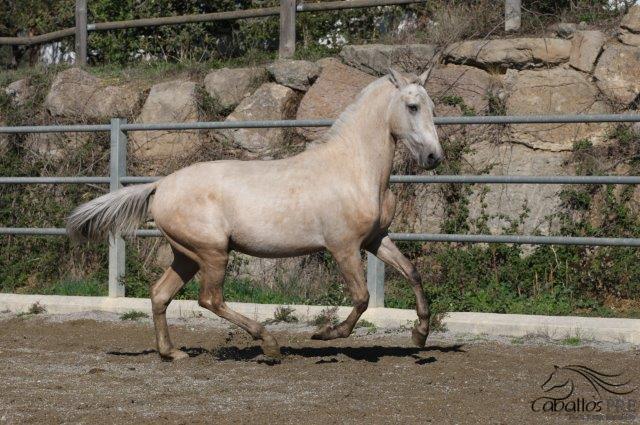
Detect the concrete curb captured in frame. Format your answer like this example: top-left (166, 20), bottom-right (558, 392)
top-left (1, 293), bottom-right (638, 344)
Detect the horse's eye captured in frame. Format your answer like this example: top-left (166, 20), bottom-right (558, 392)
top-left (407, 104), bottom-right (419, 114)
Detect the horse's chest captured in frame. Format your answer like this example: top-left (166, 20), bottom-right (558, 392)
top-left (379, 189), bottom-right (397, 230)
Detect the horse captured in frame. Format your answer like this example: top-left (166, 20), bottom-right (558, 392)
top-left (66, 68), bottom-right (443, 361)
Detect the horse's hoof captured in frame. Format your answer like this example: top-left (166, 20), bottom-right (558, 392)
top-left (412, 327), bottom-right (428, 348)
top-left (261, 342), bottom-right (282, 359)
top-left (311, 325), bottom-right (332, 340)
top-left (160, 348), bottom-right (189, 362)
top-left (261, 335), bottom-right (282, 359)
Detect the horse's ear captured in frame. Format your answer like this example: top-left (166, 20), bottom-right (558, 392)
top-left (418, 67), bottom-right (432, 86)
top-left (388, 68), bottom-right (408, 89)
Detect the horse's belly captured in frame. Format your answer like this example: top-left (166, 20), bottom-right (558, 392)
top-left (229, 227), bottom-right (325, 258)
top-left (226, 207), bottom-right (326, 257)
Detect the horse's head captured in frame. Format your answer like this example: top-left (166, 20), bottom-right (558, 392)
top-left (542, 365), bottom-right (572, 392)
top-left (387, 68), bottom-right (442, 170)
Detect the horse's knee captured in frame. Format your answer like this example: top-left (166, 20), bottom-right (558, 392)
top-left (354, 291), bottom-right (369, 313)
top-left (150, 289), bottom-right (171, 314)
top-left (198, 297), bottom-right (223, 314)
top-left (408, 266), bottom-right (422, 286)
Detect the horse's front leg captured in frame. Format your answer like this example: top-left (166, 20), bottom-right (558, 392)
top-left (312, 247), bottom-right (369, 340)
top-left (367, 234), bottom-right (430, 348)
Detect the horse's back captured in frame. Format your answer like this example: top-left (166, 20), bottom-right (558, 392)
top-left (150, 156), bottom-right (337, 255)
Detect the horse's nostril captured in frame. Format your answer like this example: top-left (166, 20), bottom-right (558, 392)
top-left (427, 153), bottom-right (435, 161)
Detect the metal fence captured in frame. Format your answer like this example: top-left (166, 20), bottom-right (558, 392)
top-left (1, 113), bottom-right (640, 306)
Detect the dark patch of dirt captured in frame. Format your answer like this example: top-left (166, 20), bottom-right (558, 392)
top-left (0, 315), bottom-right (638, 424)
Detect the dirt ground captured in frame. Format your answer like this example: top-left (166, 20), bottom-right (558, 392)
top-left (0, 311), bottom-right (638, 425)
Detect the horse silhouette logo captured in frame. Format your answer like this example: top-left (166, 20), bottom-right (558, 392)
top-left (531, 365), bottom-right (636, 413)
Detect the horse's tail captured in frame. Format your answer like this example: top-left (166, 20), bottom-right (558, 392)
top-left (66, 182), bottom-right (158, 243)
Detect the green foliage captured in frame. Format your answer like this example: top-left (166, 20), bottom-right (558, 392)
top-left (264, 306), bottom-right (299, 324)
top-left (561, 335), bottom-right (582, 346)
top-left (120, 310), bottom-right (148, 321)
top-left (312, 306), bottom-right (339, 327)
top-left (486, 92), bottom-right (506, 116)
top-left (2, 0), bottom-right (420, 66)
top-left (42, 278), bottom-right (107, 296)
top-left (441, 95), bottom-right (476, 117)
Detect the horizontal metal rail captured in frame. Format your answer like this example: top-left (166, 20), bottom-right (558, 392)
top-left (0, 0), bottom-right (424, 46)
top-left (0, 124), bottom-right (111, 134)
top-left (389, 233), bottom-right (640, 247)
top-left (3, 227), bottom-right (639, 247)
top-left (1, 114), bottom-right (640, 134)
top-left (0, 177), bottom-right (110, 184)
top-left (3, 175), bottom-right (640, 185)
top-left (0, 228), bottom-right (162, 237)
top-left (389, 175), bottom-right (640, 184)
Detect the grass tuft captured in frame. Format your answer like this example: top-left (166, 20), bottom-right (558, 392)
top-left (120, 310), bottom-right (149, 321)
top-left (311, 306), bottom-right (339, 328)
top-left (264, 306), bottom-right (299, 324)
top-left (561, 336), bottom-right (582, 346)
top-left (355, 319), bottom-right (377, 334)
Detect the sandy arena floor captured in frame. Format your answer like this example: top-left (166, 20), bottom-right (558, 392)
top-left (0, 311), bottom-right (638, 424)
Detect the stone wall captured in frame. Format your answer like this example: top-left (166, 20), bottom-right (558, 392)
top-left (3, 6), bottom-right (640, 278)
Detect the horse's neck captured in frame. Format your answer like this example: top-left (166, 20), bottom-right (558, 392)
top-left (324, 80), bottom-right (396, 194)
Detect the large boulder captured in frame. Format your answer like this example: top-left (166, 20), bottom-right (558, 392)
top-left (339, 44), bottom-right (439, 75)
top-left (547, 22), bottom-right (578, 39)
top-left (445, 38), bottom-right (571, 70)
top-left (425, 64), bottom-right (499, 142)
top-left (216, 83), bottom-right (298, 155)
top-left (504, 67), bottom-right (611, 151)
top-left (594, 43), bottom-right (640, 106)
top-left (5, 78), bottom-right (30, 106)
top-left (203, 67), bottom-right (267, 112)
top-left (426, 64), bottom-right (497, 116)
top-left (391, 181), bottom-right (446, 234)
top-left (266, 60), bottom-right (321, 91)
top-left (23, 133), bottom-right (89, 160)
top-left (44, 68), bottom-right (139, 120)
top-left (296, 58), bottom-right (376, 141)
top-left (569, 30), bottom-right (605, 73)
top-left (464, 141), bottom-right (573, 235)
top-left (130, 80), bottom-right (201, 160)
top-left (619, 5), bottom-right (640, 46)
top-left (619, 30), bottom-right (640, 47)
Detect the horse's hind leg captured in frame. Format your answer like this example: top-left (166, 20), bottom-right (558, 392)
top-left (312, 247), bottom-right (369, 340)
top-left (150, 250), bottom-right (199, 361)
top-left (197, 251), bottom-right (281, 359)
top-left (367, 234), bottom-right (430, 347)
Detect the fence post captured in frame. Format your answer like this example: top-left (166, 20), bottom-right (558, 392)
top-left (505, 0), bottom-right (521, 32)
top-left (279, 0), bottom-right (296, 58)
top-left (366, 253), bottom-right (385, 308)
top-left (75, 0), bottom-right (88, 65)
top-left (108, 118), bottom-right (126, 298)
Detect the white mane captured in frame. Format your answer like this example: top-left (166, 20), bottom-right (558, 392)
top-left (323, 76), bottom-right (394, 142)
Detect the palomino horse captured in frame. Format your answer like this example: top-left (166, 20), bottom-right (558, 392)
top-left (67, 69), bottom-right (443, 361)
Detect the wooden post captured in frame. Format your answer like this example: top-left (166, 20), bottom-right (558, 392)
top-left (279, 0), bottom-right (296, 58)
top-left (75, 0), bottom-right (88, 65)
top-left (505, 0), bottom-right (521, 32)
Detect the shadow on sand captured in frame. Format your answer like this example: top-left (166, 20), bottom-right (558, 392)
top-left (107, 344), bottom-right (465, 365)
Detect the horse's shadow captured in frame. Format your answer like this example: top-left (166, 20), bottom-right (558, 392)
top-left (107, 344), bottom-right (465, 365)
